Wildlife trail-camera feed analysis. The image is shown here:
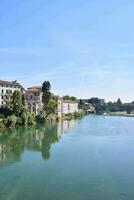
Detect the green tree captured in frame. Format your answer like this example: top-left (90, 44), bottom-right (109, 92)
top-left (42, 81), bottom-right (51, 109)
top-left (63, 95), bottom-right (77, 101)
top-left (7, 115), bottom-right (17, 128)
top-left (70, 96), bottom-right (77, 101)
top-left (12, 90), bottom-right (23, 116)
top-left (42, 81), bottom-right (57, 119)
top-left (63, 95), bottom-right (70, 100)
top-left (45, 99), bottom-right (57, 119)
top-left (117, 98), bottom-right (122, 105)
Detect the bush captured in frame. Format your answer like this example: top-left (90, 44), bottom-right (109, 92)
top-left (21, 111), bottom-right (28, 126)
top-left (0, 122), bottom-right (5, 129)
top-left (35, 115), bottom-right (45, 123)
top-left (7, 115), bottom-right (17, 128)
top-left (27, 114), bottom-right (35, 125)
top-left (0, 114), bottom-right (5, 119)
top-left (0, 108), bottom-right (13, 117)
top-left (17, 117), bottom-right (22, 125)
top-left (74, 110), bottom-right (86, 118)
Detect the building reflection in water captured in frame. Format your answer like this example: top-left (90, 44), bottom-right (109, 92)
top-left (0, 119), bottom-right (77, 166)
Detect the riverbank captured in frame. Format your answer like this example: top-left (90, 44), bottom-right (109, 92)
top-left (103, 112), bottom-right (134, 117)
top-left (0, 110), bottom-right (86, 132)
top-left (60, 110), bottom-right (86, 120)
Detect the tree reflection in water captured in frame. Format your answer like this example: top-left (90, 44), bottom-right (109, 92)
top-left (0, 120), bottom-right (77, 165)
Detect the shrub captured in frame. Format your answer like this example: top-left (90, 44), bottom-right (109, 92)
top-left (17, 117), bottom-right (22, 125)
top-left (0, 114), bottom-right (5, 119)
top-left (27, 114), bottom-right (35, 125)
top-left (0, 108), bottom-right (13, 117)
top-left (0, 122), bottom-right (5, 129)
top-left (21, 111), bottom-right (28, 126)
top-left (7, 115), bottom-right (17, 128)
top-left (74, 110), bottom-right (86, 118)
top-left (35, 115), bottom-right (45, 123)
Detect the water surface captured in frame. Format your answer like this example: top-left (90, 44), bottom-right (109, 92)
top-left (0, 116), bottom-right (134, 200)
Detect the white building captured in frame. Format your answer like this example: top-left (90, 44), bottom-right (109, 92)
top-left (57, 98), bottom-right (78, 117)
top-left (24, 86), bottom-right (42, 115)
top-left (0, 80), bottom-right (24, 108)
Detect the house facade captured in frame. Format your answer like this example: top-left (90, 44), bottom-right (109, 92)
top-left (57, 98), bottom-right (78, 117)
top-left (24, 89), bottom-right (79, 116)
top-left (24, 86), bottom-right (43, 115)
top-left (0, 80), bottom-right (24, 108)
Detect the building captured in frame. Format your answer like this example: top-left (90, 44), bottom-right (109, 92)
top-left (57, 98), bottom-right (79, 117)
top-left (24, 86), bottom-right (78, 116)
top-left (24, 86), bottom-right (42, 115)
top-left (84, 102), bottom-right (95, 113)
top-left (0, 80), bottom-right (24, 108)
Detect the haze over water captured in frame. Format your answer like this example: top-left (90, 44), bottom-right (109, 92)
top-left (0, 115), bottom-right (134, 200)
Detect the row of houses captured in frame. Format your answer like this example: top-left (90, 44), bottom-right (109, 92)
top-left (0, 80), bottom-right (78, 116)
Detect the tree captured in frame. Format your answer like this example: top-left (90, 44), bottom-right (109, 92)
top-left (63, 95), bottom-right (70, 100)
top-left (7, 115), bottom-right (17, 128)
top-left (12, 90), bottom-right (23, 116)
top-left (42, 81), bottom-right (51, 109)
top-left (42, 81), bottom-right (57, 119)
top-left (117, 98), bottom-right (122, 105)
top-left (70, 96), bottom-right (77, 101)
top-left (88, 98), bottom-right (99, 106)
top-left (44, 99), bottom-right (57, 119)
top-left (63, 95), bottom-right (77, 101)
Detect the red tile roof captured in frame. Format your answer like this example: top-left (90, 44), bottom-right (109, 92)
top-left (0, 80), bottom-right (22, 87)
top-left (26, 86), bottom-right (42, 93)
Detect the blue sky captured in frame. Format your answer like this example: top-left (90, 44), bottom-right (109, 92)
top-left (0, 0), bottom-right (134, 102)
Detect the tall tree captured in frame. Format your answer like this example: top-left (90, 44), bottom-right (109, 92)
top-left (117, 98), bottom-right (122, 105)
top-left (42, 81), bottom-right (57, 119)
top-left (12, 90), bottom-right (23, 116)
top-left (42, 81), bottom-right (51, 109)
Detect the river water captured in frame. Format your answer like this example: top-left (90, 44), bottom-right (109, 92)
top-left (0, 115), bottom-right (134, 200)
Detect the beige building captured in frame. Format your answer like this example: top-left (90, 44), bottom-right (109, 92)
top-left (24, 86), bottom-right (78, 117)
top-left (0, 80), bottom-right (24, 108)
top-left (57, 98), bottom-right (78, 117)
top-left (24, 86), bottom-right (43, 115)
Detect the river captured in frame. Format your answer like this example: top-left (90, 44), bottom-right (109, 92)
top-left (0, 115), bottom-right (134, 200)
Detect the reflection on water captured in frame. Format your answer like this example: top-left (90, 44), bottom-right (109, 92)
top-left (0, 120), bottom-right (77, 166)
top-left (1, 116), bottom-right (134, 200)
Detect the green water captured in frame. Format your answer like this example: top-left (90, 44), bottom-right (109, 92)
top-left (0, 115), bottom-right (134, 200)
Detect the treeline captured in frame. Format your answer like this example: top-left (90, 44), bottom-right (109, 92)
top-left (104, 99), bottom-right (134, 114)
top-left (63, 95), bottom-right (77, 101)
top-left (79, 98), bottom-right (134, 114)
